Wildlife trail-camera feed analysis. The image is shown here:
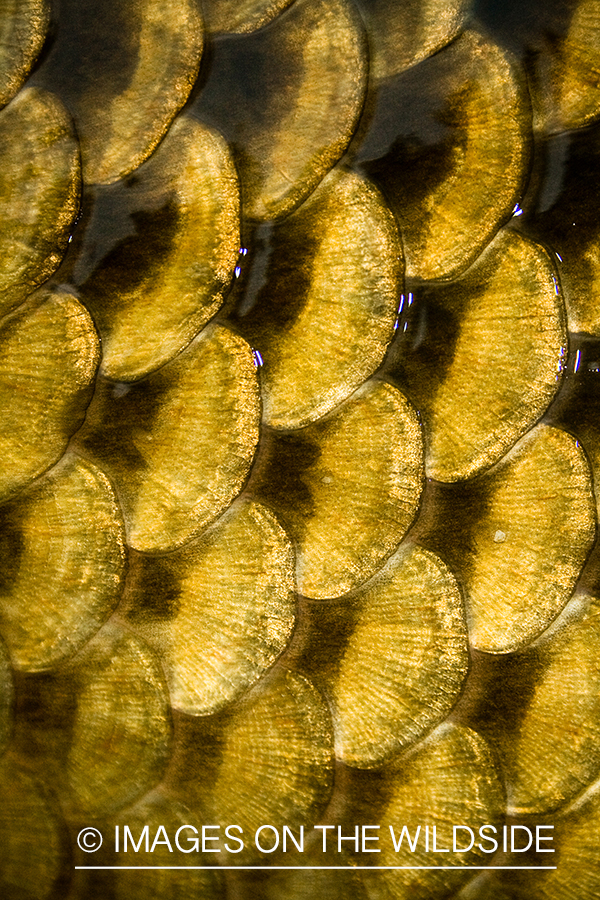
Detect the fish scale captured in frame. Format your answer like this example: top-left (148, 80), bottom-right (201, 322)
top-left (0, 1), bottom-right (599, 899)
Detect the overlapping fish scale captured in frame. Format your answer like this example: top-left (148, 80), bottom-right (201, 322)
top-left (0, 86), bottom-right (80, 320)
top-left (388, 228), bottom-right (567, 482)
top-left (125, 498), bottom-right (296, 716)
top-left (0, 289), bottom-right (100, 502)
top-left (25, 621), bottom-right (172, 819)
top-left (72, 114), bottom-right (240, 382)
top-left (76, 323), bottom-right (261, 553)
top-left (252, 379), bottom-right (423, 599)
top-left (324, 543), bottom-right (469, 768)
top-left (498, 594), bottom-right (600, 816)
top-left (0, 0), bottom-right (599, 895)
top-left (0, 0), bottom-right (49, 109)
top-left (355, 0), bottom-right (474, 82)
top-left (236, 166), bottom-right (403, 430)
top-left (208, 668), bottom-right (334, 864)
top-left (191, 0), bottom-right (368, 221)
top-left (351, 28), bottom-right (530, 282)
top-left (31, 0), bottom-right (204, 185)
top-left (0, 450), bottom-right (126, 672)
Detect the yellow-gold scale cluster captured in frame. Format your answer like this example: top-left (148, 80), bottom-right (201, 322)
top-left (1, 0), bottom-right (600, 898)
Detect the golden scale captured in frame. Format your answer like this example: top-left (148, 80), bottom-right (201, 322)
top-left (0, 0), bottom-right (599, 897)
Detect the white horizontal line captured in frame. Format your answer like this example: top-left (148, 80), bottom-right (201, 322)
top-left (75, 866), bottom-right (557, 871)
